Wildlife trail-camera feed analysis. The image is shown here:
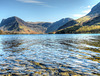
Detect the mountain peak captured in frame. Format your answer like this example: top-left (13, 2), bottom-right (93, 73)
top-left (87, 2), bottom-right (100, 17)
top-left (8, 16), bottom-right (21, 21)
top-left (0, 16), bottom-right (24, 27)
top-left (12, 16), bottom-right (22, 19)
top-left (5, 16), bottom-right (20, 20)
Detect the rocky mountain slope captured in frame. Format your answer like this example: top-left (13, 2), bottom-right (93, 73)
top-left (27, 22), bottom-right (51, 33)
top-left (87, 2), bottom-right (100, 17)
top-left (0, 16), bottom-right (38, 34)
top-left (46, 18), bottom-right (73, 33)
top-left (58, 20), bottom-right (77, 30)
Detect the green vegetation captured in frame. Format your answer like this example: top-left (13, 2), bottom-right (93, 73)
top-left (56, 25), bottom-right (82, 34)
top-left (76, 25), bottom-right (100, 33)
top-left (76, 16), bottom-right (91, 25)
top-left (55, 16), bottom-right (92, 34)
top-left (56, 25), bottom-right (100, 34)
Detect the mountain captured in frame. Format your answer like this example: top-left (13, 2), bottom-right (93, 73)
top-left (56, 15), bottom-right (100, 34)
top-left (75, 15), bottom-right (100, 33)
top-left (46, 18), bottom-right (73, 33)
top-left (55, 2), bottom-right (100, 34)
top-left (82, 15), bottom-right (100, 26)
top-left (0, 16), bottom-right (51, 34)
top-left (28, 22), bottom-right (51, 28)
top-left (27, 22), bottom-right (51, 33)
top-left (58, 20), bottom-right (77, 30)
top-left (0, 16), bottom-right (39, 34)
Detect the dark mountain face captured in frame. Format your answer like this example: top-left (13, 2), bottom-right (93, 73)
top-left (87, 2), bottom-right (100, 17)
top-left (58, 20), bottom-right (77, 30)
top-left (0, 16), bottom-right (27, 31)
top-left (83, 15), bottom-right (100, 26)
top-left (40, 22), bottom-right (51, 28)
top-left (46, 18), bottom-right (73, 33)
top-left (27, 22), bottom-right (51, 28)
top-left (0, 16), bottom-right (27, 27)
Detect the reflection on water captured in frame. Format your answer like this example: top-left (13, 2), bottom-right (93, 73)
top-left (2, 37), bottom-right (25, 53)
top-left (0, 34), bottom-right (100, 76)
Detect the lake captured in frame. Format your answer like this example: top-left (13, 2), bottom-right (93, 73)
top-left (0, 34), bottom-right (100, 76)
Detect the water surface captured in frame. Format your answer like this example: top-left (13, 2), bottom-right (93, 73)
top-left (0, 34), bottom-right (100, 76)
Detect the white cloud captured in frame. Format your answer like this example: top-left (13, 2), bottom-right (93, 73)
top-left (17, 0), bottom-right (53, 7)
top-left (17, 0), bottom-right (43, 4)
top-left (87, 5), bottom-right (91, 8)
top-left (73, 14), bottom-right (85, 18)
top-left (73, 5), bottom-right (94, 19)
top-left (73, 9), bottom-right (91, 18)
top-left (82, 9), bottom-right (91, 14)
top-left (80, 5), bottom-right (93, 9)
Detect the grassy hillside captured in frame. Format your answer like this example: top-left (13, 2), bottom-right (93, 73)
top-left (56, 25), bottom-right (82, 34)
top-left (76, 25), bottom-right (100, 33)
top-left (56, 25), bottom-right (100, 34)
top-left (76, 16), bottom-right (91, 25)
top-left (55, 15), bottom-right (100, 34)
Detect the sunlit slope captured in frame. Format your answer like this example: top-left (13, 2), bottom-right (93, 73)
top-left (56, 16), bottom-right (100, 34)
top-left (55, 2), bottom-right (100, 34)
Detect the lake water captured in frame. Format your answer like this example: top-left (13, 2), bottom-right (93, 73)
top-left (0, 34), bottom-right (100, 76)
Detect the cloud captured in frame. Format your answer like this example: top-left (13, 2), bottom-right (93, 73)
top-left (87, 5), bottom-right (91, 8)
top-left (82, 9), bottom-right (91, 14)
top-left (80, 5), bottom-right (93, 9)
top-left (17, 0), bottom-right (53, 7)
top-left (17, 0), bottom-right (43, 4)
top-left (73, 14), bottom-right (85, 18)
top-left (73, 9), bottom-right (91, 18)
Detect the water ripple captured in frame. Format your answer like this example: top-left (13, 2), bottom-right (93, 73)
top-left (0, 34), bottom-right (100, 76)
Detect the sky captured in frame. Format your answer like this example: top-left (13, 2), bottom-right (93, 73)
top-left (0, 0), bottom-right (100, 22)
